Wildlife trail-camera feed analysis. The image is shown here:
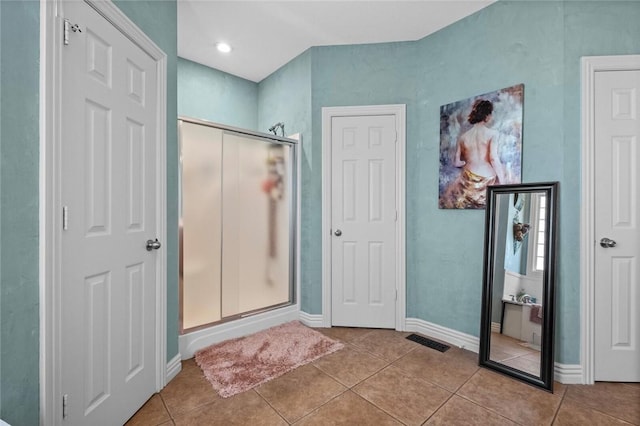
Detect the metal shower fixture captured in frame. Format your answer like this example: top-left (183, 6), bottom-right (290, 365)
top-left (268, 122), bottom-right (285, 136)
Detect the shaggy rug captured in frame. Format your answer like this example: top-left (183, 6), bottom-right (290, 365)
top-left (195, 321), bottom-right (344, 398)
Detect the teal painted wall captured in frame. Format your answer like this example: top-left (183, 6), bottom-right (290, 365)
top-left (178, 57), bottom-right (258, 128)
top-left (0, 1), bottom-right (40, 424)
top-left (0, 1), bottom-right (177, 423)
top-left (306, 41), bottom-right (420, 313)
top-left (0, 2), bottom-right (638, 423)
top-left (257, 51), bottom-right (312, 309)
top-left (254, 0), bottom-right (640, 365)
top-left (409, 1), bottom-right (565, 343)
top-left (558, 0), bottom-right (640, 363)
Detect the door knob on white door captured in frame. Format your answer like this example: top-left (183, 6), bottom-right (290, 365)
top-left (599, 237), bottom-right (616, 248)
top-left (334, 229), bottom-right (342, 236)
top-left (146, 238), bottom-right (162, 251)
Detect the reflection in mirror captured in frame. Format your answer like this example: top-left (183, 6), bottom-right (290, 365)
top-left (479, 182), bottom-right (558, 392)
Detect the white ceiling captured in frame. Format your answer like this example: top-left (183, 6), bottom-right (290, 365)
top-left (177, 1), bottom-right (495, 83)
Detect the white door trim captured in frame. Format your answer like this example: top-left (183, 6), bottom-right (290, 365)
top-left (321, 105), bottom-right (406, 330)
top-left (580, 54), bottom-right (640, 385)
top-left (40, 1), bottom-right (168, 423)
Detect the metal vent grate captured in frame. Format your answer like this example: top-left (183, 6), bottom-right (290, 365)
top-left (406, 334), bottom-right (450, 352)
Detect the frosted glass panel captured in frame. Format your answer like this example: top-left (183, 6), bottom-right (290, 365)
top-left (222, 133), bottom-right (291, 317)
top-left (179, 119), bottom-right (294, 332)
top-left (180, 122), bottom-right (223, 329)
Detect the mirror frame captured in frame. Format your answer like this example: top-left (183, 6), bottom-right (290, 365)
top-left (479, 182), bottom-right (559, 392)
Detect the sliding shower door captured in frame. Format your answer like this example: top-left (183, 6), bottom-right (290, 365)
top-left (179, 119), bottom-right (296, 332)
top-left (181, 123), bottom-right (223, 329)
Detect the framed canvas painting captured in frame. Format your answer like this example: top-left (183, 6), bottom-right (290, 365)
top-left (439, 84), bottom-right (524, 209)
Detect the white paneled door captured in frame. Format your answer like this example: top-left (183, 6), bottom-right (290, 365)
top-left (60, 1), bottom-right (159, 424)
top-left (331, 115), bottom-right (397, 328)
top-left (594, 69), bottom-right (640, 381)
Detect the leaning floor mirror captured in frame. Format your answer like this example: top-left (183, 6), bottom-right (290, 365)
top-left (479, 182), bottom-right (559, 391)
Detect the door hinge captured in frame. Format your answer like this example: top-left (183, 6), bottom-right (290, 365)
top-left (62, 394), bottom-right (68, 419)
top-left (63, 19), bottom-right (82, 46)
top-left (394, 130), bottom-right (398, 143)
top-left (395, 210), bottom-right (398, 221)
top-left (62, 206), bottom-right (69, 230)
top-left (395, 289), bottom-right (398, 301)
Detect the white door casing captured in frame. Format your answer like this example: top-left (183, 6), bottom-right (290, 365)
top-left (322, 105), bottom-right (406, 330)
top-left (41, 1), bottom-right (167, 424)
top-left (581, 55), bottom-right (640, 384)
top-left (593, 69), bottom-right (640, 381)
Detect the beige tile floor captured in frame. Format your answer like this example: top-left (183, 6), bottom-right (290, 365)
top-left (127, 327), bottom-right (640, 425)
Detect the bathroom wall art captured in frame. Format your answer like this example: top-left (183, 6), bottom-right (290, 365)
top-left (439, 84), bottom-right (524, 209)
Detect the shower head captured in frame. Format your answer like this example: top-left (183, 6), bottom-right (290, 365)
top-left (268, 122), bottom-right (284, 136)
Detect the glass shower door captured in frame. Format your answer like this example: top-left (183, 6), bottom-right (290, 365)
top-left (180, 123), bottom-right (223, 330)
top-left (179, 119), bottom-right (295, 332)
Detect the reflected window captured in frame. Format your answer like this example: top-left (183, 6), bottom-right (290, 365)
top-left (528, 194), bottom-right (546, 273)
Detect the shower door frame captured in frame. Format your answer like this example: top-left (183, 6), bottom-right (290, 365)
top-left (178, 117), bottom-right (299, 334)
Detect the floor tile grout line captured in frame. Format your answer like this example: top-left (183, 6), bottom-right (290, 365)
top-left (422, 392), bottom-right (455, 424)
top-left (157, 392), bottom-right (173, 422)
top-left (451, 368), bottom-right (528, 426)
top-left (559, 390), bottom-right (638, 425)
top-left (549, 384), bottom-right (570, 425)
top-left (450, 393), bottom-right (527, 426)
top-left (313, 357), bottom-right (394, 389)
top-left (252, 388), bottom-right (292, 425)
top-left (283, 386), bottom-right (353, 425)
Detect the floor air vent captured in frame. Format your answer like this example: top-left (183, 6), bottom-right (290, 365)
top-left (406, 334), bottom-right (450, 352)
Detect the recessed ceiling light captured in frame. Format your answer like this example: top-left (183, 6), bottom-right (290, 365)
top-left (216, 42), bottom-right (232, 53)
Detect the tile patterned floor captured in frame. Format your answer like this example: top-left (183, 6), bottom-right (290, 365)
top-left (127, 327), bottom-right (640, 425)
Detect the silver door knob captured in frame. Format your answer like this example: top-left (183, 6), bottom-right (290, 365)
top-left (599, 237), bottom-right (617, 248)
top-left (146, 238), bottom-right (162, 251)
top-left (334, 229), bottom-right (342, 237)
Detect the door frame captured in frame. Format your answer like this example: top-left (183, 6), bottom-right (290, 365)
top-left (321, 105), bottom-right (406, 329)
top-left (580, 54), bottom-right (640, 385)
top-left (40, 0), bottom-right (168, 423)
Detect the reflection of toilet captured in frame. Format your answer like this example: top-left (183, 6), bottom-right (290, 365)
top-left (501, 300), bottom-right (542, 346)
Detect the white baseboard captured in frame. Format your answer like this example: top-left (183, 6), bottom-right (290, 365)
top-left (299, 311), bottom-right (324, 328)
top-left (166, 354), bottom-right (182, 384)
top-left (404, 318), bottom-right (582, 385)
top-left (179, 305), bottom-right (300, 359)
top-left (491, 322), bottom-right (501, 333)
top-left (405, 318), bottom-right (480, 353)
top-left (554, 363), bottom-right (583, 384)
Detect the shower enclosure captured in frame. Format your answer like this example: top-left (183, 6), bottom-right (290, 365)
top-left (179, 117), bottom-right (297, 332)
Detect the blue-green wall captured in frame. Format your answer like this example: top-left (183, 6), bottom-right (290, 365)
top-left (258, 51), bottom-right (312, 307)
top-left (0, 1), bottom-right (177, 424)
top-left (250, 0), bottom-right (640, 366)
top-left (1, 1), bottom-right (639, 423)
top-left (178, 57), bottom-right (258, 128)
top-left (0, 1), bottom-right (40, 424)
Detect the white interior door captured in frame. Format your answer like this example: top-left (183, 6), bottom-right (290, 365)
top-left (594, 69), bottom-right (640, 382)
top-left (331, 115), bottom-right (397, 328)
top-left (60, 1), bottom-right (159, 423)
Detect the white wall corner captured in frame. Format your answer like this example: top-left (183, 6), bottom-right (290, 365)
top-left (405, 318), bottom-right (480, 353)
top-left (166, 354), bottom-right (182, 384)
top-left (299, 311), bottom-right (325, 328)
